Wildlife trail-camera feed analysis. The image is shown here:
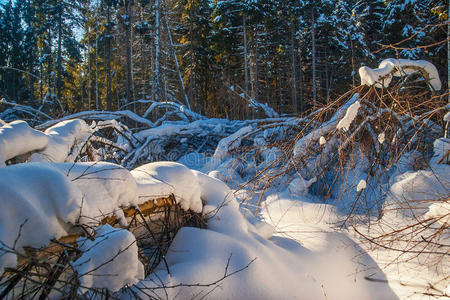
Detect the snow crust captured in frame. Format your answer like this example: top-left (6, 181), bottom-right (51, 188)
top-left (359, 58), bottom-right (442, 91)
top-left (319, 136), bottom-right (326, 145)
top-left (378, 132), bottom-right (385, 144)
top-left (74, 225), bottom-right (144, 292)
top-left (0, 120), bottom-right (49, 166)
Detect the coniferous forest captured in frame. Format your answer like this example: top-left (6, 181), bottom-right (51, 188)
top-left (0, 0), bottom-right (448, 118)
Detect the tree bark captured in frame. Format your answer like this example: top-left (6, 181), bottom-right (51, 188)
top-left (106, 4), bottom-right (112, 111)
top-left (153, 0), bottom-right (162, 103)
top-left (125, 0), bottom-right (134, 108)
top-left (56, 3), bottom-right (63, 108)
top-left (243, 13), bottom-right (249, 100)
top-left (311, 5), bottom-right (317, 106)
top-left (290, 21), bottom-right (298, 113)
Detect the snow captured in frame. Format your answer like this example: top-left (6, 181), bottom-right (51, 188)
top-left (177, 152), bottom-right (209, 170)
top-left (51, 162), bottom-right (138, 226)
top-left (336, 101), bottom-right (361, 131)
top-left (30, 119), bottom-right (92, 162)
top-left (359, 58), bottom-right (442, 91)
top-left (0, 120), bottom-right (49, 166)
top-left (288, 175), bottom-right (317, 196)
top-left (1, 114), bottom-right (449, 298)
top-left (131, 162), bottom-right (203, 213)
top-left (212, 125), bottom-right (253, 160)
top-left (356, 179), bottom-right (367, 192)
top-left (378, 132), bottom-right (385, 144)
top-left (74, 225), bottom-right (144, 293)
top-left (319, 136), bottom-right (326, 145)
top-left (384, 164), bottom-right (449, 218)
top-left (260, 195), bottom-right (398, 299)
top-left (444, 111), bottom-right (450, 122)
top-left (0, 163), bottom-right (83, 274)
top-left (425, 202), bottom-right (450, 226)
top-left (294, 93), bottom-right (359, 158)
top-left (205, 125), bottom-right (253, 169)
top-left (128, 170), bottom-right (398, 300)
top-left (430, 138), bottom-right (450, 165)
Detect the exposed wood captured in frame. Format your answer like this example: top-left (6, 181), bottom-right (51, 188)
top-left (15, 196), bottom-right (176, 267)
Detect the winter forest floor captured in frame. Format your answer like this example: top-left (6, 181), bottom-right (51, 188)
top-left (0, 62), bottom-right (449, 299)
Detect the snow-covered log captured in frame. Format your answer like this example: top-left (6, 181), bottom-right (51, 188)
top-left (0, 120), bottom-right (49, 166)
top-left (30, 119), bottom-right (92, 163)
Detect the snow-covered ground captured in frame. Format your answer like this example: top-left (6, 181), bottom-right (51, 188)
top-left (0, 83), bottom-right (449, 299)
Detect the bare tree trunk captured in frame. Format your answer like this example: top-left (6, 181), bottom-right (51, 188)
top-left (56, 3), bottom-right (63, 108)
top-left (125, 0), bottom-right (134, 108)
top-left (290, 21), bottom-right (298, 113)
top-left (298, 40), bottom-right (304, 113)
top-left (106, 4), bottom-right (112, 111)
top-left (95, 35), bottom-right (99, 110)
top-left (243, 13), bottom-right (249, 100)
top-left (153, 0), bottom-right (162, 103)
top-left (311, 5), bottom-right (317, 106)
top-left (446, 1), bottom-right (450, 138)
top-left (162, 3), bottom-right (190, 110)
top-left (251, 31), bottom-right (259, 104)
top-left (350, 36), bottom-right (355, 88)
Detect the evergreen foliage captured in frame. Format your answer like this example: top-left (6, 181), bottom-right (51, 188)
top-left (0, 0), bottom-right (447, 118)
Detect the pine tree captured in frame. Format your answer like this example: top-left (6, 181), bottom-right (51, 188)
top-left (353, 0), bottom-right (385, 56)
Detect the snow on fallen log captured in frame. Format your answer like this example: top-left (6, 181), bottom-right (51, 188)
top-left (143, 100), bottom-right (206, 121)
top-left (50, 162), bottom-right (139, 226)
top-left (204, 125), bottom-right (253, 170)
top-left (36, 110), bottom-right (155, 130)
top-left (131, 162), bottom-right (203, 213)
top-left (359, 58), bottom-right (441, 91)
top-left (30, 119), bottom-right (92, 163)
top-left (0, 120), bottom-right (49, 166)
top-left (0, 163), bottom-right (84, 275)
top-left (0, 162), bottom-right (183, 274)
top-left (73, 224), bottom-right (144, 293)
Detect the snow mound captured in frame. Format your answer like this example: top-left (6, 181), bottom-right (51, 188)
top-left (385, 164), bottom-right (449, 218)
top-left (51, 162), bottom-right (138, 226)
top-left (126, 168), bottom-right (397, 299)
top-left (74, 225), bottom-right (144, 293)
top-left (131, 161), bottom-right (203, 213)
top-left (30, 119), bottom-right (92, 162)
top-left (359, 58), bottom-right (441, 91)
top-left (0, 120), bottom-right (49, 166)
top-left (0, 163), bottom-right (83, 274)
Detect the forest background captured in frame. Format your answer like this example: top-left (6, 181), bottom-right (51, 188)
top-left (0, 0), bottom-right (448, 119)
